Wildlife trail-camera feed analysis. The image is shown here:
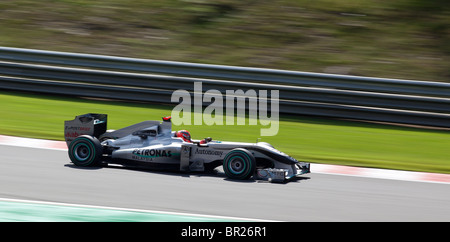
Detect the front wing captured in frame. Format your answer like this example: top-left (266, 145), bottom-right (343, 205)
top-left (255, 162), bottom-right (310, 183)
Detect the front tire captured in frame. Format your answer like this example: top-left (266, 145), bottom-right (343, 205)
top-left (223, 148), bottom-right (256, 180)
top-left (68, 135), bottom-right (102, 167)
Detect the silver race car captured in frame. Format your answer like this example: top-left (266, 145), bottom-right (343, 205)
top-left (64, 113), bottom-right (310, 183)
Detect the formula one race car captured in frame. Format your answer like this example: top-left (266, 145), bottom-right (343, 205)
top-left (64, 113), bottom-right (310, 183)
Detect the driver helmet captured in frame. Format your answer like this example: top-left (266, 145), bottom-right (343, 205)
top-left (176, 130), bottom-right (191, 142)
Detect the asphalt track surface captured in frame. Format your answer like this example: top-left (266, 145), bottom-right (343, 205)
top-left (1, 145), bottom-right (449, 221)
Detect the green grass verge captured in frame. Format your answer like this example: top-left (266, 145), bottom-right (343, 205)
top-left (1, 90), bottom-right (449, 174)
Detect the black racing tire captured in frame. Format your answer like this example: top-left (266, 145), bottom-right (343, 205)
top-left (223, 148), bottom-right (256, 180)
top-left (68, 135), bottom-right (103, 167)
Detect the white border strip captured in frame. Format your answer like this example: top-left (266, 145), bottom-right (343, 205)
top-left (312, 163), bottom-right (450, 185)
top-left (0, 134), bottom-right (67, 151)
top-left (0, 134), bottom-right (449, 184)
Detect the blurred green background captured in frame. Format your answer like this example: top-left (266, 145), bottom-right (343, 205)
top-left (0, 1), bottom-right (449, 173)
top-left (0, 0), bottom-right (448, 81)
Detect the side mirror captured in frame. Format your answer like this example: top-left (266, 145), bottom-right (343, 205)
top-left (197, 137), bottom-right (212, 147)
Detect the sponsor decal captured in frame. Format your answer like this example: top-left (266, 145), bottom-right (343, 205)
top-left (194, 148), bottom-right (223, 157)
top-left (132, 148), bottom-right (172, 158)
top-left (65, 132), bottom-right (81, 138)
top-left (65, 126), bottom-right (91, 131)
top-left (65, 126), bottom-right (92, 139)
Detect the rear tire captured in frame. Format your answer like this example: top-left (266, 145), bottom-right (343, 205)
top-left (223, 148), bottom-right (256, 180)
top-left (68, 135), bottom-right (102, 167)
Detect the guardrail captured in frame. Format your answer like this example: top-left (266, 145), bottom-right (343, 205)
top-left (0, 46), bottom-right (449, 128)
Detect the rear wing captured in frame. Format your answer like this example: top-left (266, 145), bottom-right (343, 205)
top-left (64, 113), bottom-right (107, 146)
